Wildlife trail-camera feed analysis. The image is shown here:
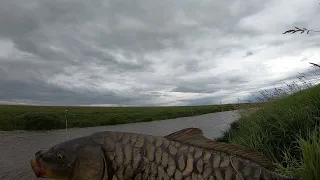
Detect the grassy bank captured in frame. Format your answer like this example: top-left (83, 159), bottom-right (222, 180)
top-left (216, 78), bottom-right (320, 179)
top-left (0, 103), bottom-right (241, 131)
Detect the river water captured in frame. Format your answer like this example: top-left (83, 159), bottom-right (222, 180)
top-left (0, 110), bottom-right (239, 180)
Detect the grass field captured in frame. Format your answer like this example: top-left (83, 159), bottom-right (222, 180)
top-left (0, 103), bottom-right (243, 131)
top-left (216, 76), bottom-right (320, 179)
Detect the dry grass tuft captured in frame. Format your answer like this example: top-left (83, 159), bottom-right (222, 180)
top-left (283, 26), bottom-right (320, 35)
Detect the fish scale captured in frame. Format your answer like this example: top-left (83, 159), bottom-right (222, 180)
top-left (30, 128), bottom-right (300, 180)
top-left (95, 131), bottom-right (296, 180)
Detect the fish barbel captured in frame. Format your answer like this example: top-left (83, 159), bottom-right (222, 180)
top-left (30, 128), bottom-right (300, 180)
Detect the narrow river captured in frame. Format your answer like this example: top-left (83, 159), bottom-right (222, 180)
top-left (0, 110), bottom-right (240, 180)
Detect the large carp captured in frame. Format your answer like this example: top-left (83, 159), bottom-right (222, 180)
top-left (30, 128), bottom-right (299, 180)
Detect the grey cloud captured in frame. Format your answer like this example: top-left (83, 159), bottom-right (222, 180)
top-left (179, 97), bottom-right (220, 106)
top-left (171, 75), bottom-right (249, 94)
top-left (0, 2), bottom-right (38, 38)
top-left (301, 57), bottom-right (309, 62)
top-left (1, 0), bottom-right (320, 106)
top-left (0, 79), bottom-right (133, 105)
top-left (171, 86), bottom-right (219, 94)
top-left (244, 51), bottom-right (253, 57)
top-left (1, 0), bottom-right (267, 56)
top-left (0, 62), bottom-right (147, 105)
top-left (227, 76), bottom-right (249, 84)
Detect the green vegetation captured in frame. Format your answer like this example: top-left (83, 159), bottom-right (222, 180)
top-left (216, 75), bottom-right (320, 179)
top-left (0, 103), bottom-right (240, 131)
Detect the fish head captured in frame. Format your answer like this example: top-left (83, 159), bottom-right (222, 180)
top-left (30, 142), bottom-right (78, 179)
top-left (30, 137), bottom-right (107, 180)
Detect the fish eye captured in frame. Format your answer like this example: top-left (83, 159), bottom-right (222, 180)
top-left (57, 154), bottom-right (63, 160)
top-left (56, 150), bottom-right (65, 160)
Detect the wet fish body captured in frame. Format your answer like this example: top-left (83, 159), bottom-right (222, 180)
top-left (31, 128), bottom-right (300, 180)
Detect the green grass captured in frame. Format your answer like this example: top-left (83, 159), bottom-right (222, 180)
top-left (0, 103), bottom-right (240, 131)
top-left (297, 128), bottom-right (320, 180)
top-left (275, 127), bottom-right (320, 180)
top-left (216, 76), bottom-right (320, 179)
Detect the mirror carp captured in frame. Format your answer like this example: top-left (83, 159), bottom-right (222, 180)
top-left (30, 128), bottom-right (300, 180)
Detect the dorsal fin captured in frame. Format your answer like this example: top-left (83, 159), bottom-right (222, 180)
top-left (165, 128), bottom-right (275, 171)
top-left (165, 128), bottom-right (205, 140)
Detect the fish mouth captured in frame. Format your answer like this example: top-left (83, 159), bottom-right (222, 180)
top-left (30, 158), bottom-right (47, 178)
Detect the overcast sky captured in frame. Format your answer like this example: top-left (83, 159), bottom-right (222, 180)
top-left (1, 0), bottom-right (320, 106)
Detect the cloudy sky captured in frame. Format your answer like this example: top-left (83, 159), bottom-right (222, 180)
top-left (1, 0), bottom-right (320, 106)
